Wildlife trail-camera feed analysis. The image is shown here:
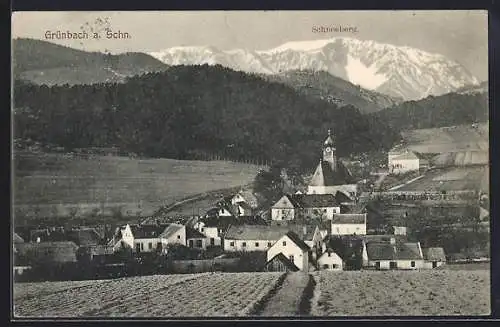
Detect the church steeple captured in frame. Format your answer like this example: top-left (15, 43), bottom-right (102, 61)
top-left (323, 128), bottom-right (336, 169)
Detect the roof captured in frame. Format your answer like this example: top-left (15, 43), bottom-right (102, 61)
top-left (237, 202), bottom-right (253, 211)
top-left (309, 160), bottom-right (354, 187)
top-left (186, 226), bottom-right (206, 239)
top-left (234, 190), bottom-right (259, 208)
top-left (131, 224), bottom-right (169, 239)
top-left (16, 242), bottom-right (79, 264)
top-left (332, 213), bottom-right (366, 225)
top-left (423, 247), bottom-right (446, 261)
top-left (289, 194), bottom-right (339, 208)
top-left (395, 243), bottom-right (423, 260)
top-left (225, 224), bottom-right (315, 242)
top-left (284, 231), bottom-right (311, 251)
top-left (391, 151), bottom-right (420, 161)
top-left (13, 233), bottom-right (24, 243)
top-left (265, 253), bottom-right (299, 271)
top-left (159, 223), bottom-right (185, 239)
top-left (66, 228), bottom-right (102, 246)
top-left (366, 242), bottom-right (423, 261)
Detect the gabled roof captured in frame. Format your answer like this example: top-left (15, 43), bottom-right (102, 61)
top-left (225, 224), bottom-right (315, 243)
top-left (287, 224), bottom-right (318, 241)
top-left (13, 233), bottom-right (24, 243)
top-left (395, 243), bottom-right (423, 260)
top-left (284, 231), bottom-right (311, 252)
top-left (265, 253), bottom-right (299, 272)
top-left (234, 190), bottom-right (259, 208)
top-left (423, 247), bottom-right (446, 261)
top-left (159, 223), bottom-right (185, 239)
top-left (309, 160), bottom-right (354, 187)
top-left (319, 249), bottom-right (342, 261)
top-left (391, 151), bottom-right (420, 161)
top-left (16, 242), bottom-right (79, 264)
top-left (366, 242), bottom-right (396, 260)
top-left (332, 213), bottom-right (366, 225)
top-left (186, 226), bottom-right (206, 239)
top-left (66, 228), bottom-right (102, 246)
top-left (131, 224), bottom-right (170, 239)
top-left (290, 194), bottom-right (339, 208)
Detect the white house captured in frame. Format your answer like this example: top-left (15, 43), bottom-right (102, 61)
top-left (231, 190), bottom-right (259, 209)
top-left (271, 194), bottom-right (341, 221)
top-left (267, 231), bottom-right (310, 272)
top-left (193, 221), bottom-right (222, 247)
top-left (271, 195), bottom-right (298, 221)
top-left (331, 213), bottom-right (367, 236)
top-left (109, 224), bottom-right (134, 251)
top-left (131, 224), bottom-right (186, 254)
top-left (365, 242), bottom-right (424, 270)
top-left (186, 226), bottom-right (209, 249)
top-left (317, 249), bottom-right (343, 271)
top-left (388, 150), bottom-right (428, 174)
top-left (422, 247), bottom-right (446, 269)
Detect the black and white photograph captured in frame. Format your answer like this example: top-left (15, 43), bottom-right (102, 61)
top-left (11, 10), bottom-right (490, 318)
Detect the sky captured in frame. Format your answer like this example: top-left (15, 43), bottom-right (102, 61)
top-left (12, 10), bottom-right (488, 81)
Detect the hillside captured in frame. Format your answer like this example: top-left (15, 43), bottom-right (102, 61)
top-left (261, 70), bottom-right (402, 114)
top-left (13, 151), bottom-right (263, 221)
top-left (13, 65), bottom-right (400, 172)
top-left (371, 90), bottom-right (488, 131)
top-left (12, 38), bottom-right (169, 85)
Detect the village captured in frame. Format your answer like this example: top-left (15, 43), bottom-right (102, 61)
top-left (13, 127), bottom-right (488, 282)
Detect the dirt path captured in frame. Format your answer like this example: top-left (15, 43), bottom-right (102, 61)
top-left (255, 272), bottom-right (313, 317)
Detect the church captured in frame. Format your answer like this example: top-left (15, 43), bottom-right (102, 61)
top-left (307, 129), bottom-right (358, 199)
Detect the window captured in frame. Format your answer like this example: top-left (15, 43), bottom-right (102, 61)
top-left (201, 228), bottom-right (205, 233)
top-left (323, 264), bottom-right (329, 269)
top-left (283, 241), bottom-right (286, 246)
top-left (411, 261), bottom-right (415, 268)
top-left (242, 242), bottom-right (247, 247)
top-left (196, 240), bottom-right (203, 248)
top-left (328, 252), bottom-right (331, 257)
top-left (255, 242), bottom-right (259, 247)
top-left (210, 238), bottom-right (215, 246)
top-left (282, 209), bottom-right (286, 214)
top-left (140, 243), bottom-right (144, 250)
top-left (177, 235), bottom-right (181, 239)
top-left (332, 264), bottom-right (338, 269)
top-left (267, 242), bottom-right (272, 247)
top-left (230, 241), bottom-right (235, 247)
top-left (148, 242), bottom-right (153, 250)
top-left (289, 255), bottom-right (294, 263)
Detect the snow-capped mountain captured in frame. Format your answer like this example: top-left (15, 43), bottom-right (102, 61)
top-left (149, 37), bottom-right (479, 100)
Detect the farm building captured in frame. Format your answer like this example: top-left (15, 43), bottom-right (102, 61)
top-left (130, 223), bottom-right (186, 254)
top-left (223, 224), bottom-right (319, 253)
top-left (186, 226), bottom-right (209, 249)
top-left (270, 194), bottom-right (340, 221)
top-left (423, 247), bottom-right (447, 268)
top-left (109, 224), bottom-right (135, 251)
top-left (193, 221), bottom-right (223, 247)
top-left (15, 241), bottom-right (79, 265)
top-left (307, 130), bottom-right (358, 198)
top-left (266, 231), bottom-right (310, 272)
top-left (231, 190), bottom-right (259, 209)
top-left (365, 242), bottom-right (424, 270)
top-left (317, 249), bottom-right (343, 271)
top-left (263, 253), bottom-right (299, 272)
top-left (331, 213), bottom-right (367, 236)
top-left (388, 150), bottom-right (428, 174)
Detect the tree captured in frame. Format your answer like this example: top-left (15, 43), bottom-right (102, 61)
top-left (253, 165), bottom-right (285, 207)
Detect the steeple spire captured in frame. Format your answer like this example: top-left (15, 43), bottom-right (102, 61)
top-left (324, 128), bottom-right (335, 148)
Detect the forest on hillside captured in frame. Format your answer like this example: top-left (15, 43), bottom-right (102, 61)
top-left (370, 92), bottom-right (488, 130)
top-left (13, 64), bottom-right (400, 173)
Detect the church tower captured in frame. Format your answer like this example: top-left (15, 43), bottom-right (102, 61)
top-left (323, 129), bottom-right (336, 169)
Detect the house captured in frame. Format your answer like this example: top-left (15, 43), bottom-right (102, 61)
top-left (131, 223), bottom-right (186, 254)
top-left (266, 231), bottom-right (310, 272)
top-left (307, 130), bottom-right (358, 198)
top-left (224, 225), bottom-right (291, 252)
top-left (317, 249), bottom-right (343, 271)
top-left (231, 190), bottom-right (259, 209)
top-left (193, 221), bottom-right (223, 247)
top-left (30, 227), bottom-right (66, 243)
top-left (263, 253), bottom-right (299, 272)
top-left (365, 242), bottom-right (424, 270)
top-left (186, 226), bottom-right (209, 249)
top-left (66, 228), bottom-right (103, 247)
top-left (15, 241), bottom-right (79, 265)
top-left (392, 226), bottom-right (408, 236)
top-left (331, 213), bottom-right (367, 236)
top-left (388, 149), bottom-right (429, 174)
top-left (109, 224), bottom-right (134, 252)
top-left (423, 247), bottom-right (446, 268)
top-left (271, 194), bottom-right (340, 221)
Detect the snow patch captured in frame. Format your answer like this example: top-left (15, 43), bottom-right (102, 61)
top-left (345, 55), bottom-right (388, 90)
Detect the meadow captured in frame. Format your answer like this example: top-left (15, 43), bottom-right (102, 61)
top-left (13, 152), bottom-right (263, 219)
top-left (311, 268), bottom-right (490, 316)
